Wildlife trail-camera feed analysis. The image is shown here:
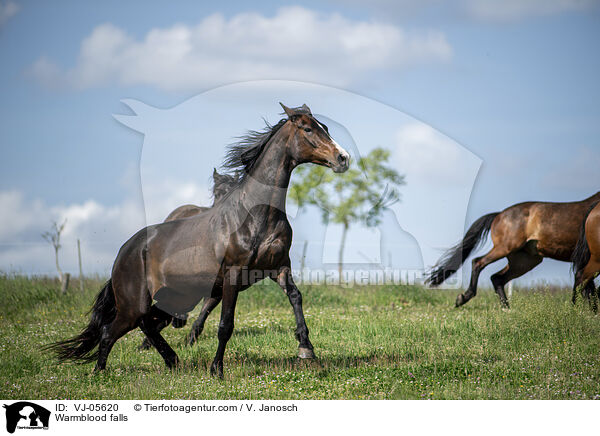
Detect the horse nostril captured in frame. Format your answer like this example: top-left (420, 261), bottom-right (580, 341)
top-left (337, 153), bottom-right (348, 166)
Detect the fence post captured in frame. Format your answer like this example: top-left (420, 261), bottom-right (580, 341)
top-left (300, 240), bottom-right (308, 275)
top-left (61, 273), bottom-right (71, 294)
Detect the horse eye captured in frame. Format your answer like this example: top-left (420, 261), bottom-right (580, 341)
top-left (303, 127), bottom-right (312, 133)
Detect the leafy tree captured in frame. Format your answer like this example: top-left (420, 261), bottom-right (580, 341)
top-left (289, 147), bottom-right (405, 281)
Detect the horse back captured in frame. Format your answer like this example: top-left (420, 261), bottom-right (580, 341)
top-left (492, 199), bottom-right (596, 260)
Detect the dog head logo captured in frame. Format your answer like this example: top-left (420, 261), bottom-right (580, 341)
top-left (3, 402), bottom-right (50, 433)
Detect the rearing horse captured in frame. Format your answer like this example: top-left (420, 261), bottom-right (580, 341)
top-left (426, 192), bottom-right (600, 308)
top-left (48, 103), bottom-right (350, 377)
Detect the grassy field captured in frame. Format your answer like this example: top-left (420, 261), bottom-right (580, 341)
top-left (0, 274), bottom-right (598, 400)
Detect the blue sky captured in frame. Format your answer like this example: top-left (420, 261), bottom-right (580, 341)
top-left (1, 0), bottom-right (599, 287)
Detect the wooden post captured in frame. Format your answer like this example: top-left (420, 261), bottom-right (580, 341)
top-left (61, 273), bottom-right (70, 294)
top-left (300, 240), bottom-right (308, 273)
top-left (77, 239), bottom-right (84, 292)
top-left (299, 240), bottom-right (308, 285)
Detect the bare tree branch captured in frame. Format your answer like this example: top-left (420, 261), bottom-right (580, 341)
top-left (42, 219), bottom-right (67, 288)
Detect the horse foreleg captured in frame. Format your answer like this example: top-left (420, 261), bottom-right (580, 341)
top-left (273, 266), bottom-right (315, 359)
top-left (210, 277), bottom-right (239, 379)
top-left (186, 296), bottom-right (222, 346)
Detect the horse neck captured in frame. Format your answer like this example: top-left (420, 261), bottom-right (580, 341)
top-left (237, 127), bottom-right (294, 213)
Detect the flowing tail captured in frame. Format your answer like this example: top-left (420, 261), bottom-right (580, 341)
top-left (45, 279), bottom-right (116, 363)
top-left (571, 202), bottom-right (598, 277)
top-left (426, 212), bottom-right (499, 286)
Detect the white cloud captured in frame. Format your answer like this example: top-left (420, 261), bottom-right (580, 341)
top-left (29, 6), bottom-right (452, 91)
top-left (0, 191), bottom-right (44, 240)
top-left (141, 178), bottom-right (211, 225)
top-left (0, 1), bottom-right (18, 27)
top-left (0, 179), bottom-right (210, 275)
top-left (465, 0), bottom-right (598, 21)
top-left (395, 122), bottom-right (480, 187)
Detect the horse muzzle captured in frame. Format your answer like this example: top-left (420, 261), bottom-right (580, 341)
top-left (332, 150), bottom-right (350, 173)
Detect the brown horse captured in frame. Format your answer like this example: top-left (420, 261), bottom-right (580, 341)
top-left (571, 201), bottom-right (600, 311)
top-left (426, 192), bottom-right (600, 308)
top-left (138, 169), bottom-right (237, 350)
top-left (47, 103), bottom-right (350, 377)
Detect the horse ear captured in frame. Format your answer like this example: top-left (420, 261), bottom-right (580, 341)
top-left (213, 169), bottom-right (225, 183)
top-left (279, 102), bottom-right (294, 118)
top-left (301, 104), bottom-right (312, 114)
top-left (213, 168), bottom-right (218, 176)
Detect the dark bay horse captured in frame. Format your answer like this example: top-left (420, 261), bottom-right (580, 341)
top-left (48, 103), bottom-right (350, 377)
top-left (138, 169), bottom-right (237, 349)
top-left (164, 169), bottom-right (237, 222)
top-left (571, 201), bottom-right (600, 311)
top-left (426, 192), bottom-right (600, 308)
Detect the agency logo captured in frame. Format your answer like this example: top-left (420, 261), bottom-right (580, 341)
top-left (3, 402), bottom-right (50, 434)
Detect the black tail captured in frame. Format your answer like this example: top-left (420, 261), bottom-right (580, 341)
top-left (426, 212), bottom-right (499, 286)
top-left (45, 279), bottom-right (116, 363)
top-left (571, 202), bottom-right (598, 276)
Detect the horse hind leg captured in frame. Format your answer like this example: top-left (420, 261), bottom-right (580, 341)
top-left (577, 261), bottom-right (600, 313)
top-left (95, 312), bottom-right (138, 371)
top-left (490, 250), bottom-right (542, 309)
top-left (456, 245), bottom-right (510, 307)
top-left (139, 305), bottom-right (180, 369)
top-left (186, 296), bottom-right (222, 346)
top-left (95, 275), bottom-right (149, 371)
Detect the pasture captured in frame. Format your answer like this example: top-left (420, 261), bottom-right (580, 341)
top-left (0, 275), bottom-right (598, 400)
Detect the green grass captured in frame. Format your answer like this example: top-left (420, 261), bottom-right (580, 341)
top-left (0, 274), bottom-right (599, 399)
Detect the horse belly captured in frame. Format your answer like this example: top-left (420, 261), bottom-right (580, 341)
top-left (156, 246), bottom-right (222, 296)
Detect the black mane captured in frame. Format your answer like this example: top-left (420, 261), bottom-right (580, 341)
top-left (222, 118), bottom-right (287, 184)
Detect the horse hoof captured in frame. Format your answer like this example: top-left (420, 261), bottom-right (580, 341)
top-left (138, 342), bottom-right (152, 351)
top-left (210, 369), bottom-right (224, 379)
top-left (210, 363), bottom-right (224, 379)
top-left (166, 357), bottom-right (180, 370)
top-left (455, 294), bottom-right (465, 307)
top-left (298, 347), bottom-right (315, 359)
